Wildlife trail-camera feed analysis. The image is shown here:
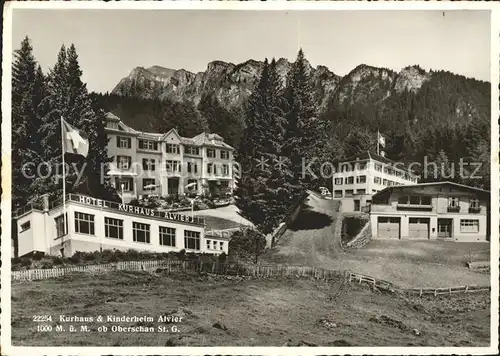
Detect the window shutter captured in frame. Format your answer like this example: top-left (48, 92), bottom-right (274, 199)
top-left (116, 136), bottom-right (120, 147)
top-left (127, 138), bottom-right (131, 148)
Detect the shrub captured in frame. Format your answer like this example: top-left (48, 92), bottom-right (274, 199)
top-left (228, 229), bottom-right (265, 262)
top-left (12, 257), bottom-right (21, 265)
top-left (32, 251), bottom-right (44, 261)
top-left (41, 262), bottom-right (54, 269)
top-left (125, 249), bottom-right (140, 260)
top-left (113, 249), bottom-right (125, 261)
top-left (218, 252), bottom-right (227, 264)
top-left (52, 256), bottom-right (64, 266)
top-left (82, 251), bottom-right (97, 261)
top-left (129, 199), bottom-right (142, 207)
top-left (20, 258), bottom-right (32, 267)
top-left (69, 252), bottom-right (81, 264)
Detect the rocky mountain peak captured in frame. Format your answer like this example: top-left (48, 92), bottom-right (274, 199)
top-left (394, 65), bottom-right (431, 93)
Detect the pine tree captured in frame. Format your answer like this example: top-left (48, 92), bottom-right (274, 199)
top-left (37, 44), bottom-right (113, 200)
top-left (258, 59), bottom-right (300, 232)
top-left (235, 59), bottom-right (299, 237)
top-left (282, 49), bottom-right (319, 190)
top-left (234, 60), bottom-right (270, 233)
top-left (37, 45), bottom-right (68, 198)
top-left (66, 44), bottom-right (112, 196)
top-left (12, 37), bottom-right (45, 208)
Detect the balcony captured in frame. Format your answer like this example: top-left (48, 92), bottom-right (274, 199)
top-left (137, 148), bottom-right (161, 155)
top-left (397, 203), bottom-right (433, 211)
top-left (370, 204), bottom-right (395, 213)
top-left (447, 206), bottom-right (461, 213)
top-left (469, 206), bottom-right (481, 214)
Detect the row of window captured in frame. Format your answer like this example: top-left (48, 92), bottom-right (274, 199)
top-left (373, 177), bottom-right (404, 187)
top-left (116, 178), bottom-right (230, 192)
top-left (117, 137), bottom-right (230, 159)
top-left (339, 162), bottom-right (367, 172)
top-left (334, 189), bottom-right (368, 197)
top-left (374, 163), bottom-right (417, 182)
top-left (338, 161), bottom-right (416, 182)
top-left (379, 217), bottom-right (479, 233)
top-left (334, 175), bottom-right (367, 185)
top-left (206, 239), bottom-right (225, 251)
top-left (55, 212), bottom-right (217, 251)
top-left (334, 175), bottom-right (405, 187)
top-left (396, 195), bottom-right (480, 208)
top-left (116, 156), bottom-right (230, 175)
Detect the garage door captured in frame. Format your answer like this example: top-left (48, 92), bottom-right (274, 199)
top-left (378, 217), bottom-right (400, 239)
top-left (409, 218), bottom-right (430, 239)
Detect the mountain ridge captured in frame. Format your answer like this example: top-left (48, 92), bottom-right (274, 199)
top-left (111, 58), bottom-right (488, 113)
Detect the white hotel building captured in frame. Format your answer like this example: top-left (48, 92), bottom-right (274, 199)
top-left (331, 152), bottom-right (419, 212)
top-left (105, 113), bottom-right (236, 202)
top-left (14, 194), bottom-right (230, 258)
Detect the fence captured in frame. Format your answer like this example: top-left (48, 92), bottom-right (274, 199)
top-left (12, 261), bottom-right (491, 298)
top-left (346, 272), bottom-right (490, 297)
top-left (12, 259), bottom-right (343, 282)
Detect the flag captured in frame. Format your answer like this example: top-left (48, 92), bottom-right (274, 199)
top-left (62, 119), bottom-right (89, 157)
top-left (378, 132), bottom-right (386, 148)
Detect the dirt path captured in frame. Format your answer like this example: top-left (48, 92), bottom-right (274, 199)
top-left (263, 193), bottom-right (490, 288)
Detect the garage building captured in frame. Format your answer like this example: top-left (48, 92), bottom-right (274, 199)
top-left (369, 181), bottom-right (489, 242)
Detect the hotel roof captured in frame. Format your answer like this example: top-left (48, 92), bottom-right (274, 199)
top-left (105, 113), bottom-right (234, 150)
top-left (372, 181), bottom-right (490, 199)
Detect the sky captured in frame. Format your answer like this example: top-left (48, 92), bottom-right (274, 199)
top-left (12, 9), bottom-right (491, 93)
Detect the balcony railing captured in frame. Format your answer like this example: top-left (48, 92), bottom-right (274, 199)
top-left (469, 206), bottom-right (481, 213)
top-left (447, 206), bottom-right (461, 213)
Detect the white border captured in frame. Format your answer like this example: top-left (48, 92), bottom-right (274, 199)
top-left (2, 1), bottom-right (499, 355)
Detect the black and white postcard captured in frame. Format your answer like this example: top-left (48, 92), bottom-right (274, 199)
top-left (1, 1), bottom-right (499, 355)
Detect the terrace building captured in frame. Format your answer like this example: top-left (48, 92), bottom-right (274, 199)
top-left (105, 113), bottom-right (236, 202)
top-left (369, 181), bottom-right (490, 242)
top-left (331, 152), bottom-right (419, 212)
top-left (14, 194), bottom-right (230, 257)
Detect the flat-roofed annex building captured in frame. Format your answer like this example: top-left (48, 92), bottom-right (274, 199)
top-left (105, 113), bottom-right (236, 202)
top-left (331, 152), bottom-right (419, 212)
top-left (14, 194), bottom-right (230, 258)
top-left (370, 181), bottom-right (490, 242)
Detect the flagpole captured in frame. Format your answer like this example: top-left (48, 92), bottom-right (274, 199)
top-left (61, 117), bottom-right (67, 257)
top-left (377, 130), bottom-right (380, 155)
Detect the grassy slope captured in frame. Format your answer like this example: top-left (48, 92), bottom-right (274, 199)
top-left (12, 271), bottom-right (489, 347)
